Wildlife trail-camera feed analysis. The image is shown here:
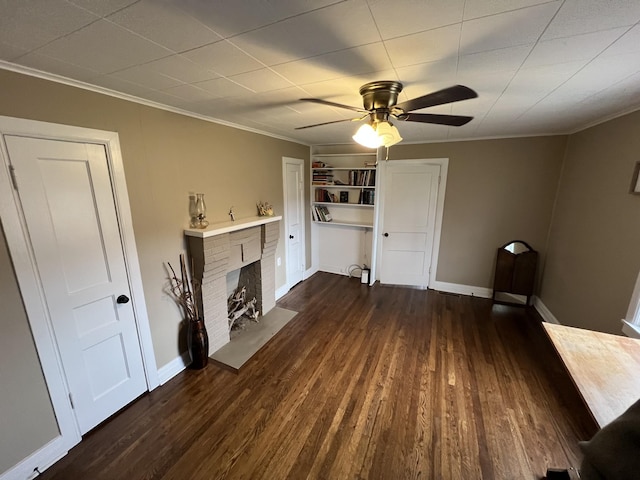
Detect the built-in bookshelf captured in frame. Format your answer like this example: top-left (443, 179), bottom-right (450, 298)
top-left (311, 152), bottom-right (377, 228)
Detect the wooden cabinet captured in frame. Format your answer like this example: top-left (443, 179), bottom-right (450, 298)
top-left (492, 240), bottom-right (538, 306)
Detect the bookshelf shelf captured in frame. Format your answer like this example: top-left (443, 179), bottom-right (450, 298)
top-left (311, 150), bottom-right (377, 235)
top-left (311, 184), bottom-right (375, 189)
top-left (310, 148), bottom-right (379, 283)
top-left (312, 220), bottom-right (373, 228)
top-left (314, 202), bottom-right (373, 208)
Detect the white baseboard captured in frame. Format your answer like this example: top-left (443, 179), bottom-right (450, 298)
top-left (303, 265), bottom-right (319, 280)
top-left (532, 296), bottom-right (561, 324)
top-left (275, 284), bottom-right (289, 300)
top-left (429, 280), bottom-right (492, 299)
top-left (157, 351), bottom-right (190, 385)
top-left (0, 436), bottom-right (68, 480)
top-left (622, 319), bottom-right (640, 339)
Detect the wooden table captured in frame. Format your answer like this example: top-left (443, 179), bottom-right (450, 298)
top-left (543, 322), bottom-right (640, 428)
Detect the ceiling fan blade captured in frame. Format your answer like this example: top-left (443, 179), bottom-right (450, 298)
top-left (295, 118), bottom-right (361, 130)
top-left (300, 98), bottom-right (368, 114)
top-left (399, 113), bottom-right (474, 127)
top-left (395, 85), bottom-right (478, 112)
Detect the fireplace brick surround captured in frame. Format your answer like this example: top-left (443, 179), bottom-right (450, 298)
top-left (185, 216), bottom-right (281, 354)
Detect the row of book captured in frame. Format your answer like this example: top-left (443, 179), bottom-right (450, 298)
top-left (315, 188), bottom-right (374, 205)
top-left (312, 205), bottom-right (332, 222)
top-left (359, 189), bottom-right (375, 205)
top-left (315, 189), bottom-right (337, 202)
top-left (312, 161), bottom-right (331, 168)
top-left (312, 169), bottom-right (334, 184)
top-left (349, 169), bottom-right (375, 186)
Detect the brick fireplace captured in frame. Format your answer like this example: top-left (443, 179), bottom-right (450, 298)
top-left (185, 216), bottom-right (281, 354)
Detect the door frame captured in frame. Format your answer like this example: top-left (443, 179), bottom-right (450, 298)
top-left (281, 156), bottom-right (306, 292)
top-left (374, 158), bottom-right (448, 287)
top-left (0, 116), bottom-right (158, 475)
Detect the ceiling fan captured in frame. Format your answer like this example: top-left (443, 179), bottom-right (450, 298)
top-left (296, 81), bottom-right (478, 148)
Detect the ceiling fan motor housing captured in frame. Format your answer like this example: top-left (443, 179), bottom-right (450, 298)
top-left (359, 81), bottom-right (403, 111)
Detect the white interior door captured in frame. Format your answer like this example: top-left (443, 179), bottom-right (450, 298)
top-left (379, 163), bottom-right (440, 287)
top-left (283, 158), bottom-right (305, 288)
top-left (6, 135), bottom-right (147, 434)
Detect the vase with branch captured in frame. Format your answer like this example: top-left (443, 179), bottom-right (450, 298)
top-left (167, 254), bottom-right (208, 369)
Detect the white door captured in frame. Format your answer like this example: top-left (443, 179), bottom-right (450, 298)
top-left (283, 158), bottom-right (304, 288)
top-left (379, 163), bottom-right (440, 287)
top-left (5, 135), bottom-right (147, 434)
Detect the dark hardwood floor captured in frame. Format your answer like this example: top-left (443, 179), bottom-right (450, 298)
top-left (40, 272), bottom-right (596, 479)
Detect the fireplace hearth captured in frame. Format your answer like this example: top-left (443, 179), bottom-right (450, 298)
top-left (186, 216), bottom-right (281, 354)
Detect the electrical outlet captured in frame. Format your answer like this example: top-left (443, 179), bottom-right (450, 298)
top-left (277, 257), bottom-right (281, 266)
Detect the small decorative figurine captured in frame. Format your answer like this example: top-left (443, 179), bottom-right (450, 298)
top-left (257, 201), bottom-right (274, 216)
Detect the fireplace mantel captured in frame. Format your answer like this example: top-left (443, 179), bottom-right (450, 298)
top-left (185, 216), bottom-right (281, 355)
top-left (185, 215), bottom-right (282, 238)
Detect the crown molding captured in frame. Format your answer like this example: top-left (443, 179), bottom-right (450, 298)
top-left (0, 61), bottom-right (310, 147)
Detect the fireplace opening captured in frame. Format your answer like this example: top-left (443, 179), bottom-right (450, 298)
top-left (186, 219), bottom-right (280, 354)
top-left (227, 285), bottom-right (259, 333)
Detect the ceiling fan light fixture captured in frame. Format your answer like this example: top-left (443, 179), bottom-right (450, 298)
top-left (376, 121), bottom-right (403, 147)
top-left (352, 123), bottom-right (381, 148)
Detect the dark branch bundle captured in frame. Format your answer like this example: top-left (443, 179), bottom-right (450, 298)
top-left (167, 254), bottom-right (200, 322)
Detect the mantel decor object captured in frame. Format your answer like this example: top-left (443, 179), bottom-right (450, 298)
top-left (166, 254), bottom-right (208, 369)
top-left (257, 201), bottom-right (274, 216)
top-left (189, 192), bottom-right (209, 228)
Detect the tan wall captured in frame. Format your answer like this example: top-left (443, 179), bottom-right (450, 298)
top-left (0, 68), bottom-right (309, 471)
top-left (0, 69), bottom-right (309, 369)
top-left (540, 111), bottom-right (640, 334)
top-left (389, 136), bottom-right (567, 289)
top-left (0, 227), bottom-right (59, 473)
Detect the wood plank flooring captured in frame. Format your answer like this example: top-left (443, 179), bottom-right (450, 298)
top-left (40, 272), bottom-right (596, 479)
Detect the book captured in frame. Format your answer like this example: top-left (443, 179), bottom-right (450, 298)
top-left (320, 206), bottom-right (332, 221)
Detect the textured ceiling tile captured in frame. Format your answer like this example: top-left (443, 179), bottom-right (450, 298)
top-left (36, 19), bottom-right (172, 74)
top-left (1, 0), bottom-right (639, 145)
top-left (600, 24), bottom-right (640, 57)
top-left (91, 74), bottom-right (151, 97)
top-left (67, 0), bottom-right (138, 17)
top-left (300, 69), bottom-right (399, 101)
top-left (542, 0), bottom-right (640, 40)
top-left (144, 55), bottom-right (220, 84)
top-left (17, 52), bottom-right (100, 83)
top-left (458, 44), bottom-right (533, 75)
top-left (162, 83), bottom-right (217, 102)
top-left (463, 0), bottom-right (558, 20)
top-left (172, 0), bottom-right (342, 38)
top-left (229, 69), bottom-right (293, 93)
top-left (523, 28), bottom-right (627, 68)
top-left (368, 0), bottom-right (465, 40)
top-left (231, 0), bottom-right (381, 66)
top-left (193, 77), bottom-right (254, 97)
top-left (460, 2), bottom-right (560, 55)
top-left (111, 65), bottom-right (183, 91)
top-left (272, 43), bottom-right (393, 85)
top-left (506, 61), bottom-right (588, 103)
top-left (0, 41), bottom-right (30, 62)
top-left (0, 0), bottom-right (98, 51)
top-left (108, 1), bottom-right (222, 52)
top-left (384, 24), bottom-right (461, 68)
top-left (183, 41), bottom-right (265, 77)
top-left (395, 58), bottom-right (459, 87)
top-left (138, 88), bottom-right (189, 107)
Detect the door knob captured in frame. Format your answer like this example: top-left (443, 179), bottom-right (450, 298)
top-left (383, 233), bottom-right (389, 237)
top-left (289, 234), bottom-right (294, 239)
top-left (116, 295), bottom-right (130, 304)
